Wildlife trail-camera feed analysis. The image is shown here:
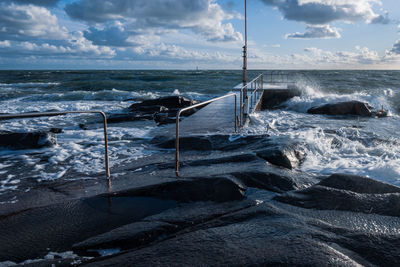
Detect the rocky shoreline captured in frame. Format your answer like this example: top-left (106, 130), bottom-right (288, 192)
top-left (0, 95), bottom-right (398, 266)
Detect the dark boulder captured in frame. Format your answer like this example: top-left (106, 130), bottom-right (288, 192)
top-left (256, 142), bottom-right (306, 169)
top-left (128, 96), bottom-right (196, 111)
top-left (153, 112), bottom-right (177, 125)
top-left (104, 96), bottom-right (200, 125)
top-left (107, 113), bottom-right (154, 123)
top-left (261, 88), bottom-right (302, 109)
top-left (152, 136), bottom-right (212, 151)
top-left (0, 131), bottom-right (57, 150)
top-left (307, 100), bottom-right (372, 116)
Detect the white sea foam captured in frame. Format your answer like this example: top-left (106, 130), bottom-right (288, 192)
top-left (284, 84), bottom-right (394, 115)
top-left (249, 85), bottom-right (400, 185)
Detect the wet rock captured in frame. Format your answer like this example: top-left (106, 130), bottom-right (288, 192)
top-left (231, 171), bottom-right (297, 193)
top-left (319, 173), bottom-right (400, 194)
top-left (105, 96), bottom-right (200, 125)
top-left (73, 221), bottom-right (178, 253)
top-left (153, 136), bottom-right (212, 151)
top-left (79, 123), bottom-right (88, 130)
top-left (152, 134), bottom-right (270, 151)
top-left (84, 203), bottom-right (382, 267)
top-left (128, 96), bottom-right (196, 111)
top-left (107, 113), bottom-right (154, 123)
top-left (153, 112), bottom-right (176, 125)
top-left (187, 154), bottom-right (259, 167)
top-left (0, 131), bottom-right (57, 149)
top-left (49, 128), bottom-right (63, 134)
top-left (112, 177), bottom-right (246, 203)
top-left (274, 174), bottom-right (400, 217)
top-left (73, 200), bottom-right (255, 255)
top-left (0, 195), bottom-right (176, 263)
top-left (261, 88), bottom-right (302, 109)
top-left (307, 100), bottom-right (372, 116)
top-left (256, 142), bottom-right (306, 169)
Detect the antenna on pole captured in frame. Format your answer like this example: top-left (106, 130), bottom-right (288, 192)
top-left (242, 0), bottom-right (247, 87)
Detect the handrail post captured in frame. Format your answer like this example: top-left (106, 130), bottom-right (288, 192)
top-left (250, 81), bottom-right (253, 109)
top-left (0, 111), bottom-right (111, 180)
top-left (175, 111), bottom-right (181, 177)
top-left (239, 88), bottom-right (242, 127)
top-left (234, 94), bottom-right (238, 132)
top-left (99, 112), bottom-right (110, 179)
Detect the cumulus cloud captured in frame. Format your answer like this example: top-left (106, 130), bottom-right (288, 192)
top-left (261, 0), bottom-right (390, 25)
top-left (127, 42), bottom-right (237, 64)
top-left (286, 24), bottom-right (341, 39)
top-left (389, 40), bottom-right (400, 55)
top-left (65, 0), bottom-right (242, 43)
top-left (0, 2), bottom-right (68, 40)
top-left (303, 45), bottom-right (383, 65)
top-left (0, 40), bottom-right (10, 47)
top-left (0, 34), bottom-right (115, 58)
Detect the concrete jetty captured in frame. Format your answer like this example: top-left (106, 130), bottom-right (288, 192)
top-left (160, 79), bottom-right (302, 138)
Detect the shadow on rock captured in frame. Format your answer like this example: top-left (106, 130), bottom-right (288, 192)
top-left (231, 171), bottom-right (298, 193)
top-left (111, 177), bottom-right (246, 203)
top-left (275, 173), bottom-right (400, 217)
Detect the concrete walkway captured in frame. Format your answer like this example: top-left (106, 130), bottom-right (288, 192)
top-left (162, 92), bottom-right (239, 137)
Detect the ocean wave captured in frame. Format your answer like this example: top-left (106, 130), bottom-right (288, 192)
top-left (284, 84), bottom-right (396, 115)
top-left (249, 108), bottom-right (400, 185)
top-left (0, 82), bottom-right (60, 87)
top-left (0, 124), bottom-right (155, 193)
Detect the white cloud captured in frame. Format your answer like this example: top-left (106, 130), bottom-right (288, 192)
top-left (303, 45), bottom-right (382, 65)
top-left (0, 40), bottom-right (10, 47)
top-left (0, 33), bottom-right (115, 58)
top-left (0, 2), bottom-right (68, 40)
top-left (286, 24), bottom-right (341, 39)
top-left (261, 0), bottom-right (390, 25)
top-left (65, 0), bottom-right (242, 43)
top-left (388, 40), bottom-right (400, 55)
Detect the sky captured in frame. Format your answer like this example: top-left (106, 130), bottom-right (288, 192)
top-left (0, 0), bottom-right (400, 69)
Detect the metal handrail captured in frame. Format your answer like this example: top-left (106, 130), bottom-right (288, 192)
top-left (0, 111), bottom-right (110, 179)
top-left (175, 93), bottom-right (237, 177)
top-left (239, 73), bottom-right (263, 126)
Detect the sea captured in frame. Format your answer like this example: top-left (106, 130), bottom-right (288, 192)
top-left (1, 70), bottom-right (400, 199)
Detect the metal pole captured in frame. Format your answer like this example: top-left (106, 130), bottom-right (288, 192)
top-left (234, 95), bottom-right (238, 132)
top-left (239, 89), bottom-right (242, 126)
top-left (175, 114), bottom-right (180, 177)
top-left (242, 0), bottom-right (247, 88)
top-left (250, 81), bottom-right (253, 109)
top-left (99, 112), bottom-right (110, 179)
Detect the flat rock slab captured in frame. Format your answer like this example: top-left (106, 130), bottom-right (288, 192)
top-left (83, 201), bottom-right (400, 267)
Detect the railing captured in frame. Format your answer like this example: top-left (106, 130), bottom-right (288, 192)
top-left (238, 74), bottom-right (264, 126)
top-left (175, 93), bottom-right (237, 177)
top-left (0, 111), bottom-right (110, 179)
top-left (238, 71), bottom-right (305, 127)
